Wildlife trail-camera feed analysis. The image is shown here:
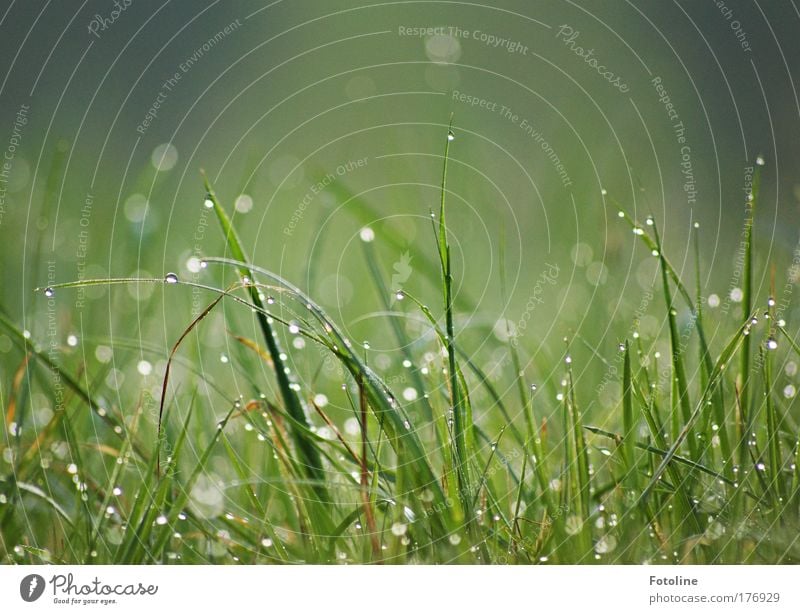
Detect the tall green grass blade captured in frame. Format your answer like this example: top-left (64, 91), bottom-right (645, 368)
top-left (201, 176), bottom-right (330, 510)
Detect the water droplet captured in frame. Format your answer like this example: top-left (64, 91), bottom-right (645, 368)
top-left (595, 534), bottom-right (617, 554)
top-left (645, 216), bottom-right (654, 226)
top-left (403, 419), bottom-right (411, 430)
top-left (767, 297), bottom-right (776, 307)
top-left (288, 322), bottom-right (300, 334)
top-left (44, 287), bottom-right (55, 297)
top-left (447, 130), bottom-right (455, 141)
top-left (693, 221), bottom-right (700, 228)
top-left (203, 195), bottom-right (214, 209)
top-left (137, 360), bottom-right (152, 376)
top-left (448, 534), bottom-right (461, 545)
top-left (767, 338), bottom-right (778, 350)
top-left (601, 188), bottom-right (607, 196)
top-left (395, 290), bottom-right (405, 301)
top-left (402, 387), bottom-right (418, 401)
top-left (359, 227), bottom-right (375, 242)
top-left (156, 515), bottom-right (168, 525)
top-left (66, 334), bottom-right (78, 347)
top-left (618, 343), bottom-right (626, 351)
top-left (756, 462), bottom-right (766, 471)
top-left (707, 294), bottom-right (720, 308)
top-left (756, 155), bottom-right (765, 166)
top-left (313, 394), bottom-right (328, 408)
top-left (241, 276), bottom-right (251, 285)
top-left (391, 522), bottom-right (408, 536)
top-left (266, 296), bottom-right (275, 305)
top-left (730, 287), bottom-right (743, 303)
top-left (363, 341), bottom-right (370, 350)
top-left (783, 384), bottom-right (796, 399)
top-left (164, 272), bottom-right (179, 284)
top-left (261, 538), bottom-right (273, 548)
top-left (530, 384), bottom-right (537, 392)
top-left (565, 355), bottom-right (572, 364)
top-left (651, 249), bottom-right (659, 257)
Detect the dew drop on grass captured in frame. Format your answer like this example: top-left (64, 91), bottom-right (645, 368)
top-left (44, 287), bottom-right (55, 297)
top-left (402, 387), bottom-right (418, 401)
top-left (359, 227), bottom-right (375, 242)
top-left (447, 130), bottom-right (455, 141)
top-left (137, 360), bottom-right (152, 376)
top-left (783, 384), bottom-right (796, 398)
top-left (707, 294), bottom-right (720, 308)
top-left (288, 322), bottom-right (300, 334)
top-left (595, 534), bottom-right (617, 554)
top-left (448, 534), bottom-right (461, 545)
top-left (66, 334), bottom-right (78, 347)
top-left (266, 296), bottom-right (275, 305)
top-left (395, 290), bottom-right (405, 301)
top-left (313, 393), bottom-right (328, 408)
top-left (164, 272), bottom-right (178, 284)
top-left (645, 216), bottom-right (654, 226)
top-left (220, 354), bottom-right (229, 364)
top-left (391, 522), bottom-right (408, 536)
top-left (203, 195), bottom-right (214, 209)
top-left (730, 287), bottom-right (743, 302)
top-left (618, 343), bottom-right (626, 352)
top-left (756, 155), bottom-right (765, 166)
top-left (155, 515), bottom-right (168, 526)
top-left (767, 338), bottom-right (778, 350)
top-left (601, 188), bottom-right (607, 196)
top-left (768, 296), bottom-right (776, 307)
top-left (261, 538), bottom-right (273, 548)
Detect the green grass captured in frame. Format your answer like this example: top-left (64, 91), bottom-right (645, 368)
top-left (2, 127), bottom-right (800, 564)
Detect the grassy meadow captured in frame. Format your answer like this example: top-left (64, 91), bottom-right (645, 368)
top-left (1, 124), bottom-right (799, 565)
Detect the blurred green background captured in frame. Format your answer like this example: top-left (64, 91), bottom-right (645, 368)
top-left (1, 0), bottom-right (799, 422)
